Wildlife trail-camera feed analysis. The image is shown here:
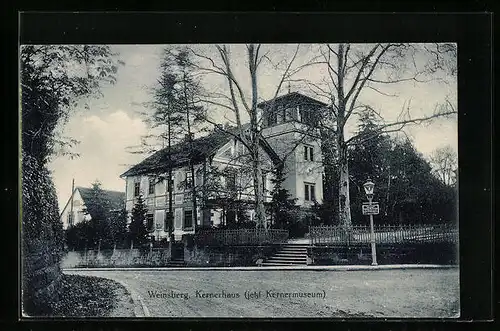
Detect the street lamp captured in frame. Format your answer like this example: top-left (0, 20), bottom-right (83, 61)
top-left (363, 178), bottom-right (378, 266)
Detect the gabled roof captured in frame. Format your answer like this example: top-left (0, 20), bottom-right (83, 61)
top-left (257, 92), bottom-right (328, 109)
top-left (77, 187), bottom-right (126, 213)
top-left (121, 122), bottom-right (284, 178)
top-left (121, 127), bottom-right (243, 177)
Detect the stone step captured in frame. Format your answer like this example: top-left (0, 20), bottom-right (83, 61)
top-left (271, 255), bottom-right (307, 260)
top-left (266, 259), bottom-right (307, 264)
top-left (280, 247), bottom-right (308, 252)
top-left (273, 252), bottom-right (307, 257)
top-left (261, 262), bottom-right (306, 266)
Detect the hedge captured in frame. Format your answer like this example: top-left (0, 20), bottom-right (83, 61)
top-left (22, 151), bottom-right (64, 316)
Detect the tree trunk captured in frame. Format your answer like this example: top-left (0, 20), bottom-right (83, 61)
top-left (337, 139), bottom-right (352, 229)
top-left (336, 44), bottom-right (352, 230)
top-left (167, 115), bottom-right (174, 245)
top-left (248, 44), bottom-right (267, 230)
top-left (252, 147), bottom-right (266, 229)
top-left (201, 159), bottom-right (210, 228)
top-left (189, 162), bottom-right (197, 231)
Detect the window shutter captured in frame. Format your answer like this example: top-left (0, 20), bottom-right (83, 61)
top-left (310, 147), bottom-right (314, 161)
top-left (304, 183), bottom-right (309, 201)
top-left (174, 209), bottom-right (182, 229)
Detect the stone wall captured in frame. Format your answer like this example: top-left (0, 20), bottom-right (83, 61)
top-left (308, 242), bottom-right (459, 265)
top-left (61, 248), bottom-right (172, 268)
top-left (62, 244), bottom-right (282, 268)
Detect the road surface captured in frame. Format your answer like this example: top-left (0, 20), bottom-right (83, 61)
top-left (64, 268), bottom-right (459, 318)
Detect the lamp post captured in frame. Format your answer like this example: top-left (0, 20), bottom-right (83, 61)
top-left (363, 178), bottom-right (378, 266)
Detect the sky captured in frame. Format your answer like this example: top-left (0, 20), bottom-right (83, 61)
top-left (46, 44), bottom-right (458, 211)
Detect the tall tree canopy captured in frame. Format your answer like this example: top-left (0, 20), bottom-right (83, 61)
top-left (21, 45), bottom-right (122, 165)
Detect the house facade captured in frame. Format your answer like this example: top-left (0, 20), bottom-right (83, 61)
top-left (121, 92), bottom-right (326, 241)
top-left (60, 186), bottom-right (126, 229)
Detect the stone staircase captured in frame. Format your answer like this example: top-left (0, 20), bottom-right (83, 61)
top-left (262, 243), bottom-right (309, 266)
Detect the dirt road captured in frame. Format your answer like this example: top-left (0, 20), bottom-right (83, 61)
top-left (64, 268), bottom-right (459, 318)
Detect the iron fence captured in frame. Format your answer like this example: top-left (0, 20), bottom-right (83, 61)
top-left (194, 228), bottom-right (289, 246)
top-left (309, 224), bottom-right (458, 245)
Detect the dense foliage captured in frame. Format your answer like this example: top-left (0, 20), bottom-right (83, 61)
top-left (128, 195), bottom-right (149, 247)
top-left (317, 107), bottom-right (457, 226)
top-left (266, 168), bottom-right (301, 235)
top-left (22, 151), bottom-right (64, 315)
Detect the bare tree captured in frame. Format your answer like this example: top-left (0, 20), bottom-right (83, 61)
top-left (429, 145), bottom-right (458, 186)
top-left (301, 43), bottom-right (458, 229)
top-left (188, 44), bottom-right (314, 230)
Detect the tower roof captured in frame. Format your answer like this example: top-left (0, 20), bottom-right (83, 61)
top-left (257, 92), bottom-right (328, 109)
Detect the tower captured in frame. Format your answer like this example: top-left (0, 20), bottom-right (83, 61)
top-left (258, 92), bottom-right (327, 206)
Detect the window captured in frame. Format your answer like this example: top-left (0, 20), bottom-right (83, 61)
top-left (276, 106), bottom-right (284, 124)
top-left (184, 210), bottom-right (193, 229)
top-left (226, 173), bottom-right (236, 191)
top-left (148, 178), bottom-right (155, 195)
top-left (155, 218), bottom-right (163, 230)
top-left (67, 213), bottom-right (73, 227)
top-left (167, 176), bottom-right (174, 192)
top-left (134, 182), bottom-right (140, 197)
top-left (304, 145), bottom-right (314, 161)
top-left (285, 107), bottom-right (295, 121)
top-left (304, 182), bottom-right (316, 201)
top-left (146, 214), bottom-right (154, 232)
top-left (267, 109), bottom-right (277, 126)
top-left (186, 171), bottom-right (193, 189)
top-left (300, 107), bottom-right (316, 125)
top-left (164, 211), bottom-right (172, 231)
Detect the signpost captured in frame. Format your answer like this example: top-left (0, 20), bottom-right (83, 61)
top-left (363, 178), bottom-right (378, 266)
top-left (362, 202), bottom-right (380, 215)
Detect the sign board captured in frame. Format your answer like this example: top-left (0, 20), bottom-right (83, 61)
top-left (362, 202), bottom-right (380, 215)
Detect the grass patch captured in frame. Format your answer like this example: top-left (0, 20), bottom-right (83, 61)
top-left (50, 274), bottom-right (124, 317)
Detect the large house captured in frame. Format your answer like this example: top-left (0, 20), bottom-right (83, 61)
top-left (120, 92), bottom-right (327, 241)
top-left (60, 186), bottom-right (126, 229)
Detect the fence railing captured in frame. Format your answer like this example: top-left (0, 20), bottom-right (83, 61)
top-left (309, 224), bottom-right (458, 245)
top-left (194, 228), bottom-right (289, 246)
